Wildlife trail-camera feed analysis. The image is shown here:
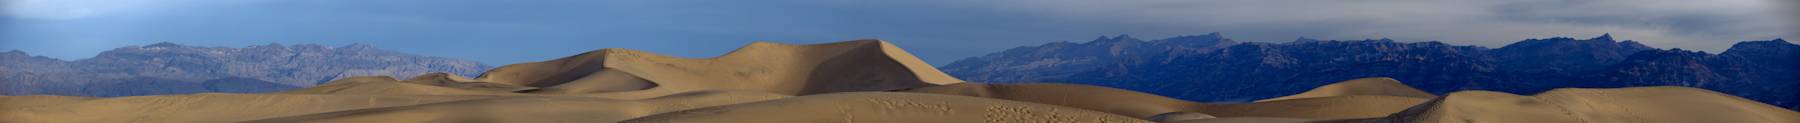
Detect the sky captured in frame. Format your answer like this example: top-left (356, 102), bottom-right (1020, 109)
top-left (2, 0), bottom-right (1794, 66)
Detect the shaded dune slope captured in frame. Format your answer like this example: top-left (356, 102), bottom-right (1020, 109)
top-left (2, 40), bottom-right (1795, 123)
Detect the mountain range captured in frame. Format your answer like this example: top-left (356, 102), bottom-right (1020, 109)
top-left (0, 43), bottom-right (490, 97)
top-left (940, 33), bottom-right (1799, 110)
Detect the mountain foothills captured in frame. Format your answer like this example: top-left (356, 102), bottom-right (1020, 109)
top-left (3, 40), bottom-right (1794, 123)
top-left (0, 43), bottom-right (490, 96)
top-left (941, 33), bottom-right (1800, 110)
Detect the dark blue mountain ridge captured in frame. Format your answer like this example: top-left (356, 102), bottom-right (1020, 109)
top-left (1, 42), bottom-right (491, 96)
top-left (940, 33), bottom-right (1799, 110)
top-left (1492, 33), bottom-right (1655, 74)
top-left (940, 33), bottom-right (1240, 82)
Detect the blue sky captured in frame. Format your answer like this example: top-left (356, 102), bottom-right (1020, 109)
top-left (2, 0), bottom-right (1794, 65)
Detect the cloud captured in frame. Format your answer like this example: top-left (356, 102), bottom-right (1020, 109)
top-left (6, 0), bottom-right (114, 20)
top-left (1491, 0), bottom-right (1789, 38)
top-left (1784, 0), bottom-right (1800, 39)
top-left (1, 0), bottom-right (214, 20)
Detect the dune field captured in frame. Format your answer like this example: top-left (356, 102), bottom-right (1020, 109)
top-left (3, 40), bottom-right (1795, 123)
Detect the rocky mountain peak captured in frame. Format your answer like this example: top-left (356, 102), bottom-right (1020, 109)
top-left (3, 50), bottom-right (26, 57)
top-left (1591, 33), bottom-right (1615, 41)
top-left (1499, 34), bottom-right (1654, 53)
top-left (1089, 34), bottom-right (1143, 44)
top-left (1489, 34), bottom-right (1658, 74)
top-left (1618, 40), bottom-right (1649, 48)
top-left (1726, 39), bottom-right (1799, 50)
top-left (1111, 34), bottom-right (1135, 40)
top-left (1720, 39), bottom-right (1800, 63)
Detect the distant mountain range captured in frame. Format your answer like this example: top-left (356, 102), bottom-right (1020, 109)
top-left (0, 43), bottom-right (490, 97)
top-left (941, 33), bottom-right (1799, 110)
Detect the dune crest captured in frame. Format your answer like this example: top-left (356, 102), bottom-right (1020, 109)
top-left (901, 83), bottom-right (1205, 119)
top-left (1256, 77), bottom-right (1437, 102)
top-left (245, 90), bottom-right (791, 123)
top-left (1375, 86), bottom-right (1800, 123)
top-left (473, 40), bottom-right (963, 98)
top-left (3, 40), bottom-right (1795, 123)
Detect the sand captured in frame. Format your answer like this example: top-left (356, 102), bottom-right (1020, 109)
top-left (1373, 87), bottom-right (1800, 123)
top-left (622, 92), bottom-right (1149, 123)
top-left (0, 95), bottom-right (93, 109)
top-left (3, 40), bottom-right (1795, 123)
top-left (1255, 77), bottom-right (1437, 102)
top-left (245, 90), bottom-right (791, 123)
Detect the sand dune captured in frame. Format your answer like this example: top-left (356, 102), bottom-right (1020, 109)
top-left (0, 94), bottom-right (488, 122)
top-left (474, 40), bottom-right (962, 96)
top-left (2, 40), bottom-right (1795, 123)
top-left (1255, 77), bottom-right (1436, 102)
top-left (1201, 95), bottom-right (1427, 119)
top-left (1373, 87), bottom-right (1800, 123)
top-left (900, 83), bottom-right (1205, 119)
top-left (899, 80), bottom-right (1430, 121)
top-left (1165, 117), bottom-right (1357, 123)
top-left (0, 95), bottom-right (93, 109)
top-left (245, 90), bottom-right (790, 123)
top-left (621, 92), bottom-right (1149, 123)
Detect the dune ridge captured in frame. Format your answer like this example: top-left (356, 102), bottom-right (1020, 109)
top-left (1255, 77), bottom-right (1437, 102)
top-left (471, 40), bottom-right (963, 98)
top-left (3, 40), bottom-right (1796, 123)
top-left (1375, 86), bottom-right (1800, 123)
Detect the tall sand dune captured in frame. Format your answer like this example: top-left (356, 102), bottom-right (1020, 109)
top-left (474, 40), bottom-right (961, 96)
top-left (2, 40), bottom-right (1794, 123)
